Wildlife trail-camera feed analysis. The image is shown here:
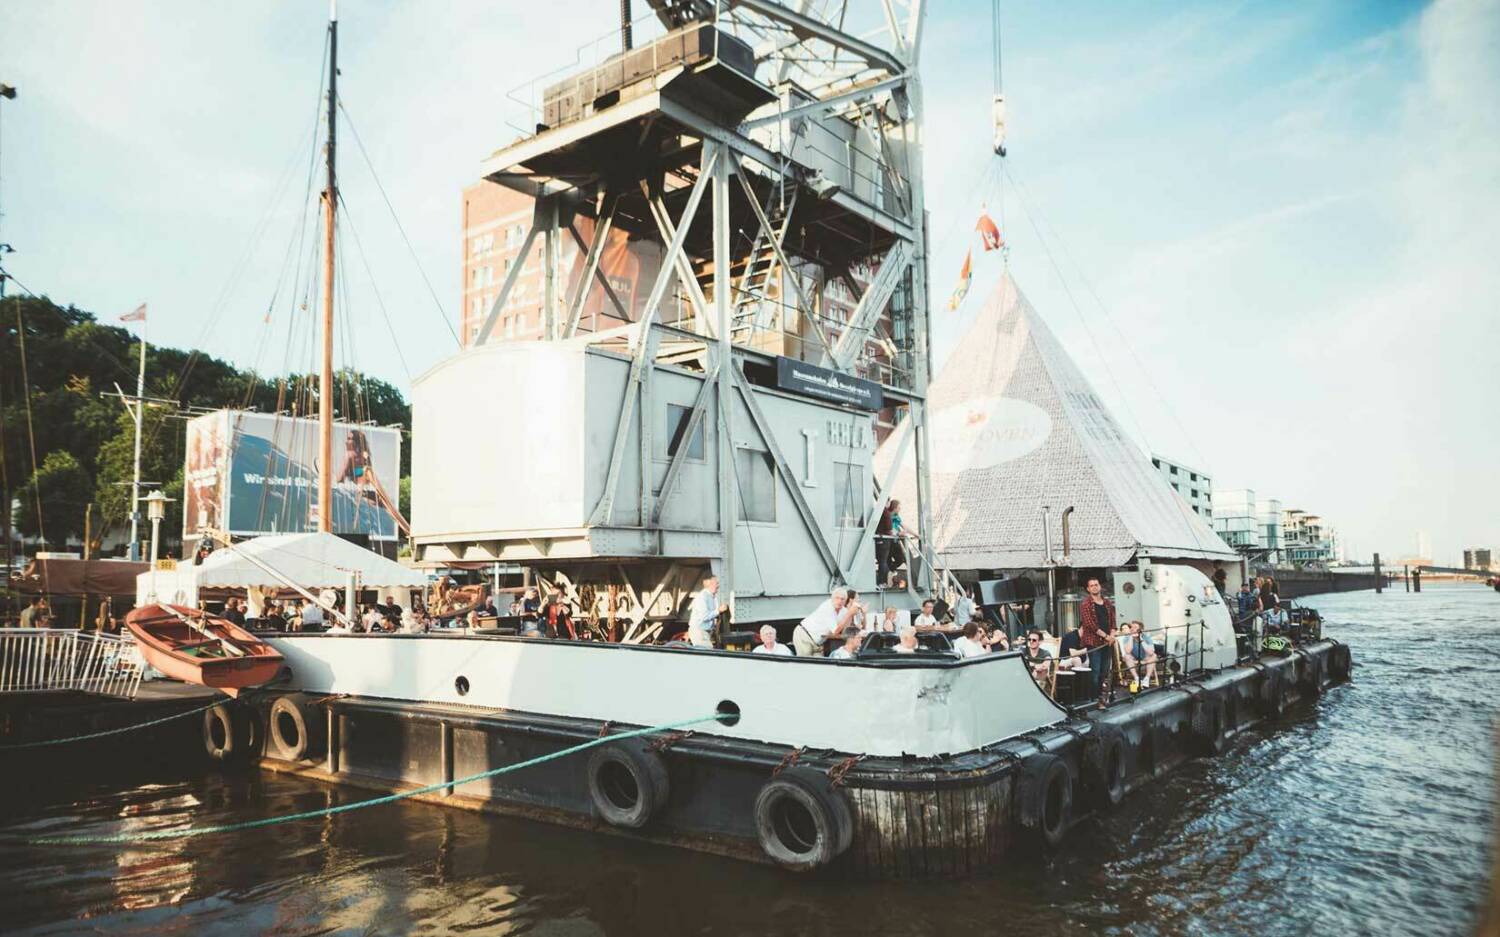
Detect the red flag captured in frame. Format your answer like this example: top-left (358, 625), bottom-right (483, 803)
top-left (119, 303), bottom-right (147, 322)
top-left (976, 212), bottom-right (1004, 251)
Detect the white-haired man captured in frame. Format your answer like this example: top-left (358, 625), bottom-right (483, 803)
top-left (687, 574), bottom-right (729, 648)
top-left (893, 625), bottom-right (920, 654)
top-left (793, 587), bottom-right (862, 657)
top-left (752, 624), bottom-right (792, 656)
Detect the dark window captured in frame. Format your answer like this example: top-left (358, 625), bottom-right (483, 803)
top-left (1170, 466), bottom-right (1178, 475)
top-left (735, 448), bottom-right (776, 522)
top-left (666, 404), bottom-right (705, 462)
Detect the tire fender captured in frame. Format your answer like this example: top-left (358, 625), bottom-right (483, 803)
top-left (753, 766), bottom-right (853, 871)
top-left (269, 693), bottom-right (327, 762)
top-left (1257, 668), bottom-right (1286, 718)
top-left (1081, 725), bottom-right (1128, 810)
top-left (1015, 753), bottom-right (1073, 850)
top-left (586, 739), bottom-right (670, 829)
top-left (1189, 693), bottom-right (1227, 756)
top-left (203, 701), bottom-right (258, 764)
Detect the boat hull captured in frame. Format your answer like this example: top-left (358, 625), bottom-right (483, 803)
top-left (229, 635), bottom-right (1351, 877)
top-left (126, 604), bottom-right (285, 697)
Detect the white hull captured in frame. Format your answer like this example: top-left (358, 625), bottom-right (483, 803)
top-left (265, 634), bottom-right (1065, 758)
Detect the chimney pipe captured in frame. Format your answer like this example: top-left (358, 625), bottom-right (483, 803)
top-left (1061, 506), bottom-right (1074, 563)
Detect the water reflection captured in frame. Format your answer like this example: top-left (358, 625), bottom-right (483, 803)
top-left (0, 585), bottom-right (1493, 936)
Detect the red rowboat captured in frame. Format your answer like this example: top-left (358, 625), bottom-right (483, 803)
top-left (125, 603), bottom-right (284, 697)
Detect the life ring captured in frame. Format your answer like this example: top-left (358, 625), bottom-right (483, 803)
top-left (1081, 726), bottom-right (1128, 810)
top-left (203, 702), bottom-right (258, 764)
top-left (1189, 693), bottom-right (1227, 756)
top-left (586, 739), bottom-right (670, 829)
top-left (269, 693), bottom-right (327, 762)
top-left (753, 766), bottom-right (853, 871)
top-left (1327, 642), bottom-right (1352, 682)
top-left (1015, 753), bottom-right (1073, 850)
top-left (1256, 668), bottom-right (1286, 718)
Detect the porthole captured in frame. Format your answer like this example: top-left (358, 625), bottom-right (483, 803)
top-left (716, 700), bottom-right (741, 726)
top-left (455, 675), bottom-right (471, 696)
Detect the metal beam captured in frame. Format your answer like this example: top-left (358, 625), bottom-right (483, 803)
top-left (741, 74), bottom-right (906, 130)
top-left (643, 186), bottom-right (716, 339)
top-left (587, 147), bottom-right (718, 527)
top-left (651, 358), bottom-right (721, 525)
top-left (563, 191), bottom-right (619, 337)
top-left (713, 146), bottom-right (736, 605)
top-left (829, 240), bottom-right (909, 369)
top-left (730, 362), bottom-right (844, 582)
top-left (732, 0), bottom-right (905, 77)
top-left (566, 222), bottom-right (632, 325)
top-left (474, 223), bottom-right (540, 345)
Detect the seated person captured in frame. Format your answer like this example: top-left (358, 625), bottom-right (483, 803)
top-left (893, 625), bottom-right (920, 654)
top-left (871, 606), bottom-right (901, 633)
top-left (1056, 626), bottom-right (1089, 672)
top-left (828, 628), bottom-right (863, 660)
top-left (982, 620), bottom-right (1010, 652)
top-left (752, 624), bottom-right (792, 656)
top-left (1022, 629), bottom-right (1052, 680)
top-left (952, 621), bottom-right (989, 658)
top-left (1263, 602), bottom-right (1288, 634)
top-left (913, 600), bottom-right (939, 630)
top-left (1119, 620), bottom-right (1157, 691)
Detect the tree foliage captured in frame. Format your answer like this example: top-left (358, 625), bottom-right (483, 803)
top-left (2, 294), bottom-right (411, 555)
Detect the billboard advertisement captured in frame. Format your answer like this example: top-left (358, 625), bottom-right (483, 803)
top-left (183, 410), bottom-right (402, 542)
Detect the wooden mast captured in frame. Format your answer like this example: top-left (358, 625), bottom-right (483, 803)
top-left (318, 2), bottom-right (337, 533)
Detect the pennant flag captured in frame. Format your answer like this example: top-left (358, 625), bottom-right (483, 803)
top-left (976, 212), bottom-right (1004, 251)
top-left (946, 249), bottom-right (973, 311)
top-left (119, 303), bottom-right (147, 322)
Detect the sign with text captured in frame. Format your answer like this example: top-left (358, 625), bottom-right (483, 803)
top-left (774, 357), bottom-right (883, 411)
top-left (183, 410), bottom-right (402, 542)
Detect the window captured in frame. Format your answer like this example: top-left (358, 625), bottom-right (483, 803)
top-left (1190, 472), bottom-right (1198, 482)
top-left (834, 461), bottom-right (864, 528)
top-left (1169, 466), bottom-right (1178, 475)
top-left (666, 404), bottom-right (706, 462)
top-left (736, 447), bottom-right (776, 522)
top-left (517, 312), bottom-right (527, 333)
top-left (1172, 483), bottom-right (1180, 491)
top-left (1152, 458), bottom-right (1161, 468)
top-left (471, 267), bottom-right (483, 287)
top-left (505, 318), bottom-right (515, 338)
top-left (1191, 489), bottom-right (1199, 498)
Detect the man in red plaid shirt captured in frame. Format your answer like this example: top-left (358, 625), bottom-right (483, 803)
top-left (1079, 577), bottom-right (1118, 707)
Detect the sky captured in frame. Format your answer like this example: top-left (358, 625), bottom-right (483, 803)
top-left (0, 0), bottom-right (1496, 563)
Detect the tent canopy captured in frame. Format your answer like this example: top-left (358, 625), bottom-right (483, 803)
top-left (881, 272), bottom-right (1238, 571)
top-left (137, 532), bottom-right (426, 607)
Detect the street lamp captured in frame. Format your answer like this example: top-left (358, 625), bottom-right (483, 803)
top-left (144, 490), bottom-right (174, 601)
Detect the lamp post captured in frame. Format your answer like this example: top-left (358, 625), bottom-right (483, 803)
top-left (145, 490), bottom-right (174, 601)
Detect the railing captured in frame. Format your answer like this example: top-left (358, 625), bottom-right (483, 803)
top-left (0, 629), bottom-right (146, 700)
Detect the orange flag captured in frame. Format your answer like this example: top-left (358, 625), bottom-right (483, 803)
top-left (976, 212), bottom-right (1004, 251)
top-left (947, 249), bottom-right (973, 311)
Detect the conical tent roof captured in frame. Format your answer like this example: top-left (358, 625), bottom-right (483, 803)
top-left (883, 272), bottom-right (1236, 570)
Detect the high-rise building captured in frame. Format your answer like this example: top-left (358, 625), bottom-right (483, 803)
top-left (1416, 530), bottom-right (1433, 565)
top-left (1256, 497), bottom-right (1283, 564)
top-left (1211, 488), bottom-right (1261, 553)
top-left (1463, 547), bottom-right (1494, 571)
top-left (1150, 455), bottom-right (1212, 518)
top-left (1282, 509), bottom-right (1337, 566)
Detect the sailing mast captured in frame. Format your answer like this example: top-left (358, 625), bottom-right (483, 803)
top-left (318, 2), bottom-right (337, 533)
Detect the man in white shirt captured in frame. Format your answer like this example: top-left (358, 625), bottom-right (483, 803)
top-left (952, 621), bottom-right (989, 658)
top-left (913, 599), bottom-right (939, 630)
top-left (793, 587), bottom-right (861, 656)
top-left (828, 628), bottom-right (863, 660)
top-left (751, 624), bottom-right (792, 656)
top-left (687, 575), bottom-right (728, 648)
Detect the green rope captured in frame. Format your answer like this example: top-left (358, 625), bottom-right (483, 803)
top-left (0, 699), bottom-right (227, 750)
top-left (21, 712), bottom-right (723, 846)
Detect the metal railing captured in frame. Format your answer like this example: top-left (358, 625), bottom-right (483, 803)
top-left (0, 629), bottom-right (146, 700)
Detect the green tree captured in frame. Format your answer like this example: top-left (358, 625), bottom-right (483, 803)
top-left (94, 407), bottom-right (181, 534)
top-left (15, 451), bottom-right (92, 544)
top-left (399, 475), bottom-right (411, 521)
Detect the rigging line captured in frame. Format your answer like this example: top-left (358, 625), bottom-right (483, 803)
top-left (336, 97), bottom-right (461, 348)
top-left (998, 162), bottom-right (1152, 450)
top-left (1004, 168), bottom-right (1212, 472)
top-left (336, 194), bottom-right (411, 380)
top-left (265, 45), bottom-right (331, 323)
top-left (13, 298), bottom-right (48, 557)
top-left (1001, 165), bottom-right (1213, 555)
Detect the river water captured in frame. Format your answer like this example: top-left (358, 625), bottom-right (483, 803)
top-left (2, 584), bottom-right (1494, 936)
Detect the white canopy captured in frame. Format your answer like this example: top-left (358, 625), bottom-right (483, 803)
top-left (137, 532), bottom-right (426, 607)
top-left (881, 272), bottom-right (1238, 570)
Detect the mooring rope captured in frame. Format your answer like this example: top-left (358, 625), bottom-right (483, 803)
top-left (15, 712), bottom-right (724, 846)
top-left (0, 699), bottom-right (227, 750)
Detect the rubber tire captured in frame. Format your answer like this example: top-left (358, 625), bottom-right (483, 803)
top-left (1327, 642), bottom-right (1352, 682)
top-left (1015, 754), bottom-right (1073, 851)
top-left (1300, 651), bottom-right (1324, 699)
top-left (269, 693), bottom-right (326, 762)
top-left (1189, 694), bottom-right (1227, 756)
top-left (1081, 726), bottom-right (1128, 810)
top-left (586, 740), bottom-right (670, 829)
top-left (753, 766), bottom-right (853, 872)
top-left (203, 702), bottom-right (258, 764)
top-left (1257, 669), bottom-right (1286, 719)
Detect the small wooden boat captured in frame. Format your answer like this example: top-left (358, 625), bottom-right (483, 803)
top-left (125, 603), bottom-right (284, 697)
